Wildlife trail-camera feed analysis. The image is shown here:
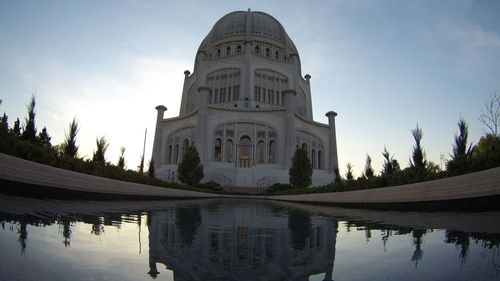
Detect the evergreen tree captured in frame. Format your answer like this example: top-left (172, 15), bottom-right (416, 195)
top-left (0, 113), bottom-right (8, 134)
top-left (63, 118), bottom-right (79, 157)
top-left (452, 118), bottom-right (472, 159)
top-left (177, 146), bottom-right (204, 185)
top-left (364, 154), bottom-right (374, 178)
top-left (334, 167), bottom-right (342, 183)
top-left (21, 95), bottom-right (37, 142)
top-left (289, 147), bottom-right (313, 188)
top-left (37, 127), bottom-right (51, 147)
top-left (11, 118), bottom-right (21, 137)
top-left (117, 146), bottom-right (126, 169)
top-left (138, 155), bottom-right (144, 174)
top-left (148, 159), bottom-right (155, 177)
top-left (92, 136), bottom-right (109, 165)
top-left (381, 147), bottom-right (400, 175)
top-left (345, 163), bottom-right (354, 181)
top-left (410, 124), bottom-right (427, 170)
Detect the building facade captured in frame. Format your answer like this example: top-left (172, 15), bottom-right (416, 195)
top-left (152, 10), bottom-right (339, 188)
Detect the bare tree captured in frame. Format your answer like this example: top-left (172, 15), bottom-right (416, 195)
top-left (479, 89), bottom-right (499, 136)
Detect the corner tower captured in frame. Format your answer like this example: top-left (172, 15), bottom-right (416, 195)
top-left (152, 10), bottom-right (339, 188)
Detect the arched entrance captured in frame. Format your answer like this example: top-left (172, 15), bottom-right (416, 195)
top-left (239, 136), bottom-right (252, 168)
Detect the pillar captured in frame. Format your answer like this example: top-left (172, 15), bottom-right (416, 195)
top-left (179, 70), bottom-right (191, 115)
top-left (304, 74), bottom-right (313, 120)
top-left (152, 105), bottom-right (167, 164)
top-left (196, 86), bottom-right (211, 165)
top-left (325, 111), bottom-right (339, 174)
top-left (283, 89), bottom-right (297, 169)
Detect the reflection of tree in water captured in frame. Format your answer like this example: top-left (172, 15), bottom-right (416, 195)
top-left (18, 222), bottom-right (28, 255)
top-left (287, 210), bottom-right (312, 251)
top-left (411, 229), bottom-right (427, 266)
top-left (175, 206), bottom-right (201, 247)
top-left (59, 217), bottom-right (73, 248)
top-left (445, 230), bottom-right (470, 265)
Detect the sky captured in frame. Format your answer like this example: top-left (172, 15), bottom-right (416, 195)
top-left (0, 0), bottom-right (499, 177)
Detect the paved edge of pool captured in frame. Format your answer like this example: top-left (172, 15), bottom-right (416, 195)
top-left (1, 153), bottom-right (500, 209)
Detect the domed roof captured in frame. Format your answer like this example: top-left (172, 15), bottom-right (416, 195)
top-left (198, 10), bottom-right (298, 56)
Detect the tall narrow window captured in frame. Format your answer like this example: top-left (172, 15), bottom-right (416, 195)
top-left (173, 144), bottom-right (179, 164)
top-left (318, 150), bottom-right (323, 169)
top-left (257, 141), bottom-right (265, 164)
top-left (167, 145), bottom-right (172, 164)
top-left (182, 139), bottom-right (189, 158)
top-left (225, 139), bottom-right (233, 162)
top-left (311, 149), bottom-right (316, 169)
top-left (236, 45), bottom-right (242, 53)
top-left (269, 140), bottom-right (276, 163)
top-left (255, 46), bottom-right (260, 54)
top-left (275, 51), bottom-right (279, 59)
top-left (217, 49), bottom-right (221, 57)
top-left (226, 46), bottom-right (231, 56)
top-left (234, 85), bottom-right (240, 100)
top-left (265, 48), bottom-right (270, 57)
top-left (214, 138), bottom-right (222, 161)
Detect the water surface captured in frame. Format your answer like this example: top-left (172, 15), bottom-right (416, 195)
top-left (1, 194), bottom-right (499, 281)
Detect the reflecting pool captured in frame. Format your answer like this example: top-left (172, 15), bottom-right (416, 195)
top-left (1, 194), bottom-right (499, 281)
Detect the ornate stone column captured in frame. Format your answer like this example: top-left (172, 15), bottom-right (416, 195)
top-left (179, 70), bottom-right (191, 115)
top-left (325, 111), bottom-right (339, 174)
top-left (196, 86), bottom-right (211, 165)
top-left (283, 89), bottom-right (297, 169)
top-left (152, 105), bottom-right (167, 164)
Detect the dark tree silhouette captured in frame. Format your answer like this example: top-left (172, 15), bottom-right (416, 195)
top-left (11, 118), bottom-right (21, 137)
top-left (177, 146), bottom-right (204, 185)
top-left (92, 136), bottom-right (109, 165)
top-left (410, 124), bottom-right (427, 170)
top-left (37, 126), bottom-right (51, 147)
top-left (364, 154), bottom-right (374, 178)
top-left (138, 155), bottom-right (144, 174)
top-left (345, 163), bottom-right (354, 181)
top-left (381, 147), bottom-right (400, 175)
top-left (148, 159), bottom-right (155, 177)
top-left (63, 118), bottom-right (79, 157)
top-left (0, 113), bottom-right (8, 134)
top-left (117, 146), bottom-right (126, 169)
top-left (21, 95), bottom-right (37, 142)
top-left (289, 147), bottom-right (313, 188)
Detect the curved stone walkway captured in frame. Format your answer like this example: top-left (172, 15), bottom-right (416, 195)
top-left (1, 153), bottom-right (499, 205)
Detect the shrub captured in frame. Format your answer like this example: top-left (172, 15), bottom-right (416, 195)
top-left (289, 147), bottom-right (312, 188)
top-left (177, 146), bottom-right (204, 186)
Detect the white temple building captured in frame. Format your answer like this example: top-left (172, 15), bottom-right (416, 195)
top-left (152, 9), bottom-right (339, 188)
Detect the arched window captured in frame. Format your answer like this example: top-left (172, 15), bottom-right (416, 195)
top-left (318, 150), bottom-right (323, 169)
top-left (265, 48), bottom-right (270, 57)
top-left (275, 51), bottom-right (279, 59)
top-left (257, 141), bottom-right (265, 163)
top-left (255, 46), bottom-right (260, 54)
top-left (239, 136), bottom-right (251, 168)
top-left (167, 145), bottom-right (172, 164)
top-left (236, 45), bottom-right (242, 53)
top-left (173, 144), bottom-right (179, 164)
top-left (269, 140), bottom-right (276, 163)
top-left (217, 49), bottom-right (221, 57)
top-left (226, 46), bottom-right (231, 56)
top-left (182, 139), bottom-right (189, 158)
top-left (225, 139), bottom-right (233, 162)
top-left (311, 149), bottom-right (316, 169)
top-left (214, 138), bottom-right (222, 161)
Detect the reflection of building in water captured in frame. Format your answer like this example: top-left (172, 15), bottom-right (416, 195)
top-left (147, 202), bottom-right (337, 281)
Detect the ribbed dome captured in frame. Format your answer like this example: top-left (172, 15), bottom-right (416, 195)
top-left (198, 10), bottom-right (298, 56)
